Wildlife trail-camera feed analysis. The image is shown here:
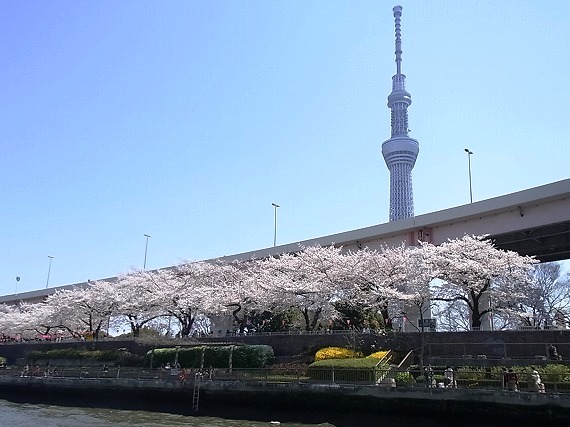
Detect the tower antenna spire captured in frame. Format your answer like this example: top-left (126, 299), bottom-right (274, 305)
top-left (393, 5), bottom-right (403, 75)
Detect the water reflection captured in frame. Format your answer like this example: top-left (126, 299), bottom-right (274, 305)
top-left (0, 400), bottom-right (335, 427)
top-left (0, 398), bottom-right (517, 427)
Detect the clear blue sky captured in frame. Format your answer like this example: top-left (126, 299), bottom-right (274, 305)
top-left (2, 1), bottom-right (569, 294)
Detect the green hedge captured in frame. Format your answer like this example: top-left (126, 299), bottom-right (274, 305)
top-left (408, 364), bottom-right (570, 386)
top-left (307, 357), bottom-right (389, 383)
top-left (28, 348), bottom-right (116, 361)
top-left (146, 345), bottom-right (274, 369)
top-left (395, 371), bottom-right (415, 386)
top-left (26, 348), bottom-right (143, 366)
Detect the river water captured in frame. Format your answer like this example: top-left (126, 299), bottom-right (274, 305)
top-left (0, 398), bottom-right (518, 427)
top-left (1, 399), bottom-right (321, 427)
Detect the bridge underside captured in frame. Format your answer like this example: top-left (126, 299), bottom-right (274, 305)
top-left (492, 220), bottom-right (570, 262)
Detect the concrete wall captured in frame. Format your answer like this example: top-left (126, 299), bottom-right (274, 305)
top-left (200, 329), bottom-right (570, 364)
top-left (0, 376), bottom-right (569, 423)
top-left (1, 329), bottom-right (569, 366)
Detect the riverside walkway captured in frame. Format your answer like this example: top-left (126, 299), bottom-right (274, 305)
top-left (0, 366), bottom-right (569, 422)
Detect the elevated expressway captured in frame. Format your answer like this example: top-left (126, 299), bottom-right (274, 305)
top-left (227, 178), bottom-right (570, 263)
top-left (2, 178), bottom-right (569, 306)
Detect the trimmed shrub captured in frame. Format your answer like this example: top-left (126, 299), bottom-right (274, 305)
top-left (29, 348), bottom-right (102, 361)
top-left (204, 346), bottom-right (232, 368)
top-left (314, 347), bottom-right (363, 361)
top-left (395, 371), bottom-right (414, 386)
top-left (146, 345), bottom-right (274, 369)
top-left (366, 350), bottom-right (391, 361)
top-left (149, 347), bottom-right (201, 368)
top-left (26, 348), bottom-right (143, 367)
top-left (232, 345), bottom-right (274, 368)
top-left (308, 355), bottom-right (389, 383)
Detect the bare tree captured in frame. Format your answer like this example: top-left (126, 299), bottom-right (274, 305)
top-left (517, 262), bottom-right (570, 329)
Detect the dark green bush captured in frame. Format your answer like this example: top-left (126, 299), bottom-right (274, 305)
top-left (28, 348), bottom-right (115, 361)
top-left (540, 364), bottom-right (570, 383)
top-left (26, 348), bottom-right (143, 366)
top-left (232, 345), bottom-right (274, 368)
top-left (204, 346), bottom-right (232, 367)
top-left (146, 345), bottom-right (274, 369)
top-left (395, 371), bottom-right (414, 386)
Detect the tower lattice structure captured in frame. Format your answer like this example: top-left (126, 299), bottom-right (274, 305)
top-left (382, 6), bottom-right (419, 222)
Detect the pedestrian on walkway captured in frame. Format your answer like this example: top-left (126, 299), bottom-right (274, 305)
top-left (424, 365), bottom-right (434, 388)
top-left (501, 367), bottom-right (508, 390)
top-left (530, 367), bottom-right (545, 393)
top-left (444, 366), bottom-right (456, 388)
top-left (506, 369), bottom-right (519, 392)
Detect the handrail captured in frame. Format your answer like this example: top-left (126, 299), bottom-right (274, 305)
top-left (2, 366), bottom-right (568, 394)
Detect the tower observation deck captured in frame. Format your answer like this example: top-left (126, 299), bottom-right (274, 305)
top-left (382, 6), bottom-right (419, 222)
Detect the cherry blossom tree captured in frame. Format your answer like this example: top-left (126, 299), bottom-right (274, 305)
top-left (431, 300), bottom-right (473, 332)
top-left (0, 304), bottom-right (19, 338)
top-left (40, 280), bottom-right (119, 338)
top-left (398, 243), bottom-right (441, 331)
top-left (429, 234), bottom-right (537, 329)
top-left (112, 270), bottom-right (164, 337)
top-left (210, 258), bottom-right (273, 334)
top-left (0, 303), bottom-right (40, 340)
top-left (2, 233), bottom-right (553, 339)
top-left (156, 261), bottom-right (221, 337)
top-left (258, 245), bottom-right (355, 331)
top-left (22, 300), bottom-right (71, 338)
top-left (347, 245), bottom-right (412, 329)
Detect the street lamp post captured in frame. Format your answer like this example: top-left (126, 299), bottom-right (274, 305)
top-left (271, 203), bottom-right (280, 247)
top-left (464, 148), bottom-right (473, 203)
top-left (143, 234), bottom-right (151, 270)
top-left (45, 256), bottom-right (54, 289)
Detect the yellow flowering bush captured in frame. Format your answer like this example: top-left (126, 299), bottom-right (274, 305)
top-left (314, 347), bottom-right (363, 361)
top-left (366, 350), bottom-right (391, 361)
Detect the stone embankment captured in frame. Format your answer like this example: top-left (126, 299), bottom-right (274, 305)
top-left (0, 375), bottom-right (569, 423)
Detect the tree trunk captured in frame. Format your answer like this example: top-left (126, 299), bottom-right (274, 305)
top-left (309, 307), bottom-right (322, 331)
top-left (178, 313), bottom-right (195, 337)
top-left (302, 309), bottom-right (311, 331)
top-left (470, 290), bottom-right (482, 329)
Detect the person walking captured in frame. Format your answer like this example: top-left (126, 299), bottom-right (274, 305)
top-left (424, 365), bottom-right (434, 388)
top-left (444, 366), bottom-right (456, 388)
top-left (506, 369), bottom-right (519, 392)
top-left (530, 367), bottom-right (545, 393)
top-left (501, 367), bottom-right (508, 390)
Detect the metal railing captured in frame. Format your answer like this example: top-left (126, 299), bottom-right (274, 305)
top-left (408, 368), bottom-right (570, 393)
top-left (425, 342), bottom-right (569, 361)
top-left (3, 366), bottom-right (569, 393)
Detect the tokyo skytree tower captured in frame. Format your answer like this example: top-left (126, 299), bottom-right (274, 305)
top-left (382, 6), bottom-right (419, 222)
